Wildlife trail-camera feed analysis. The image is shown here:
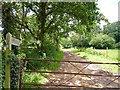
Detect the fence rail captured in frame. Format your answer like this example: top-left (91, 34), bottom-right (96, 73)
top-left (20, 58), bottom-right (120, 65)
top-left (23, 70), bottom-right (120, 77)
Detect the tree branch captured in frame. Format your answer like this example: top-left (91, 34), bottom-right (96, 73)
top-left (25, 3), bottom-right (38, 14)
top-left (46, 20), bottom-right (54, 30)
top-left (14, 18), bottom-right (38, 40)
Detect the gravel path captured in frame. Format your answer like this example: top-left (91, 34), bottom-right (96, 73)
top-left (46, 51), bottom-right (119, 88)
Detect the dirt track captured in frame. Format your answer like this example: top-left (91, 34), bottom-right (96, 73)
top-left (46, 51), bottom-right (119, 88)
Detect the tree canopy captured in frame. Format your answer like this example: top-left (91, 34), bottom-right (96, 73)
top-left (2, 2), bottom-right (107, 54)
top-left (103, 21), bottom-right (120, 43)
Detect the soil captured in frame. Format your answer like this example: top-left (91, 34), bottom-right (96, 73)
top-left (45, 50), bottom-right (120, 88)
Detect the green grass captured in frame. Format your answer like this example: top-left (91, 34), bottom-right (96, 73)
top-left (95, 49), bottom-right (119, 60)
top-left (72, 48), bottom-right (119, 73)
top-left (47, 50), bottom-right (64, 70)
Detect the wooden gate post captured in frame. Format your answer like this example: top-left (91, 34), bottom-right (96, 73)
top-left (4, 33), bottom-right (12, 88)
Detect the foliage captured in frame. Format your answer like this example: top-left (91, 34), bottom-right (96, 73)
top-left (77, 36), bottom-right (91, 48)
top-left (91, 25), bottom-right (102, 34)
top-left (2, 50), bottom-right (26, 89)
top-left (22, 51), bottom-right (63, 88)
top-left (115, 42), bottom-right (120, 49)
top-left (61, 37), bottom-right (72, 48)
top-left (70, 33), bottom-right (91, 48)
top-left (70, 33), bottom-right (79, 48)
top-left (103, 21), bottom-right (120, 43)
top-left (16, 53), bottom-right (26, 58)
top-left (47, 51), bottom-right (63, 70)
top-left (1, 2), bottom-right (108, 54)
top-left (25, 50), bottom-right (63, 70)
top-left (2, 51), bottom-right (20, 88)
top-left (2, 2), bottom-right (105, 53)
top-left (89, 33), bottom-right (115, 49)
top-left (9, 52), bottom-right (20, 88)
top-left (22, 72), bottom-right (48, 88)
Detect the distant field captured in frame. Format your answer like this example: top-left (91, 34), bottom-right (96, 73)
top-left (95, 49), bottom-right (119, 60)
top-left (71, 48), bottom-right (119, 73)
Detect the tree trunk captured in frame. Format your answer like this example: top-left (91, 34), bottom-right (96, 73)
top-left (37, 2), bottom-right (46, 53)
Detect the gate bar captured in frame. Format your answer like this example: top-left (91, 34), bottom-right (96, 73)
top-left (21, 83), bottom-right (83, 87)
top-left (23, 70), bottom-right (120, 77)
top-left (20, 58), bottom-right (120, 65)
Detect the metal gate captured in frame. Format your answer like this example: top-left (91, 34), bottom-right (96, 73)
top-left (18, 58), bottom-right (120, 89)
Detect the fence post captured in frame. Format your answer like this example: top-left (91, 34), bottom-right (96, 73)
top-left (4, 33), bottom-right (12, 88)
top-left (106, 47), bottom-right (108, 57)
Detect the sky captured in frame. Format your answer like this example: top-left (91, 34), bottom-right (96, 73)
top-left (97, 0), bottom-right (120, 29)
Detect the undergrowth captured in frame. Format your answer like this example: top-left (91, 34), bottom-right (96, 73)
top-left (21, 49), bottom-right (63, 88)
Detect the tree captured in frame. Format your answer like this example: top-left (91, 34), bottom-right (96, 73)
top-left (103, 21), bottom-right (120, 43)
top-left (70, 32), bottom-right (91, 48)
top-left (89, 33), bottom-right (115, 49)
top-left (2, 2), bottom-right (106, 53)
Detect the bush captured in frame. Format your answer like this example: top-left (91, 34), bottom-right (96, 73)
top-left (77, 37), bottom-right (90, 48)
top-left (61, 38), bottom-right (72, 48)
top-left (115, 42), bottom-right (120, 49)
top-left (89, 33), bottom-right (115, 49)
top-left (70, 33), bottom-right (91, 48)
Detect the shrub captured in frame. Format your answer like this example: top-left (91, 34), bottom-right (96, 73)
top-left (61, 38), bottom-right (72, 48)
top-left (115, 42), bottom-right (120, 49)
top-left (89, 33), bottom-right (115, 49)
top-left (77, 37), bottom-right (90, 48)
top-left (70, 33), bottom-right (91, 48)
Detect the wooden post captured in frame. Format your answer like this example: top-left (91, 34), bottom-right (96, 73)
top-left (4, 33), bottom-right (12, 88)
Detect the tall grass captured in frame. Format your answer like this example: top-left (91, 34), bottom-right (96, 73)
top-left (72, 48), bottom-right (119, 73)
top-left (95, 49), bottom-right (119, 60)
